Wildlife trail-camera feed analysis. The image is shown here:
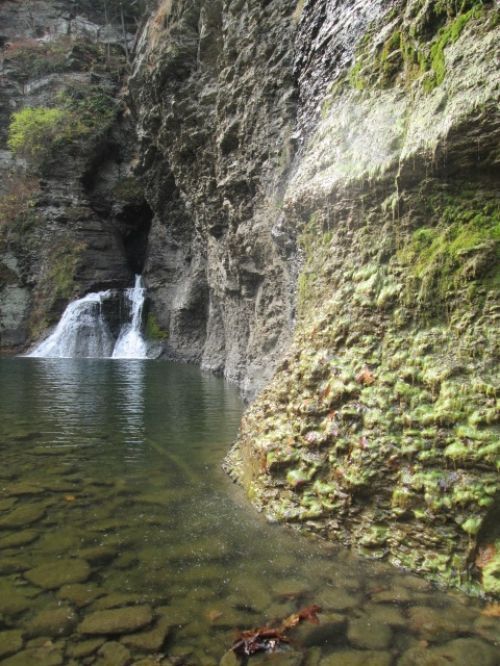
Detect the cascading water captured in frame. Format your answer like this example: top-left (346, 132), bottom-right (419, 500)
top-left (112, 276), bottom-right (148, 359)
top-left (28, 275), bottom-right (148, 359)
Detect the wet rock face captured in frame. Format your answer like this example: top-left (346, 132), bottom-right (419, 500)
top-left (129, 0), bottom-right (298, 395)
top-left (226, 1), bottom-right (500, 594)
top-left (0, 0), bottom-right (150, 353)
top-left (294, 0), bottom-right (389, 139)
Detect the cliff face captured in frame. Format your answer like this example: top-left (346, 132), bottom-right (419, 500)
top-left (225, 0), bottom-right (499, 596)
top-left (0, 0), bottom-right (150, 351)
top-left (128, 0), bottom-right (298, 395)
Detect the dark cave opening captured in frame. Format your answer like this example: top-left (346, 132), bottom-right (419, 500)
top-left (119, 201), bottom-right (153, 276)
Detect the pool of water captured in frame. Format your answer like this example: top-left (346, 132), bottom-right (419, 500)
top-left (0, 358), bottom-right (498, 666)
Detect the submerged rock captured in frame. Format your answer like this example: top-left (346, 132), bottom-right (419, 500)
top-left (320, 650), bottom-right (392, 666)
top-left (57, 583), bottom-right (104, 608)
top-left (66, 638), bottom-right (105, 658)
top-left (25, 607), bottom-right (77, 638)
top-left (0, 530), bottom-right (39, 549)
top-left (121, 616), bottom-right (172, 652)
top-left (78, 606), bottom-right (153, 635)
top-left (398, 637), bottom-right (500, 665)
top-left (0, 504), bottom-right (46, 529)
top-left (95, 641), bottom-right (131, 666)
top-left (24, 559), bottom-right (90, 590)
top-left (347, 616), bottom-right (393, 650)
top-left (0, 631), bottom-right (23, 659)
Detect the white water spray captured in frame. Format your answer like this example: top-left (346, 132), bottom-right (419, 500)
top-left (28, 275), bottom-right (148, 359)
top-left (112, 276), bottom-right (147, 359)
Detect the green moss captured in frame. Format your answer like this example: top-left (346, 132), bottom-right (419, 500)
top-left (423, 5), bottom-right (484, 91)
top-left (398, 199), bottom-right (500, 313)
top-left (145, 312), bottom-right (168, 341)
top-left (47, 240), bottom-right (86, 302)
top-left (347, 0), bottom-right (490, 93)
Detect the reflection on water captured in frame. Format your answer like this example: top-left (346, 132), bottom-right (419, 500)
top-left (0, 358), bottom-right (498, 666)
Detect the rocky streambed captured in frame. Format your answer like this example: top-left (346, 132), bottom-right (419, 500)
top-left (0, 358), bottom-right (498, 666)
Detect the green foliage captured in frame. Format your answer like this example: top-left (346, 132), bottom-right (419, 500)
top-left (146, 313), bottom-right (168, 341)
top-left (7, 107), bottom-right (74, 166)
top-left (46, 238), bottom-right (85, 301)
top-left (58, 84), bottom-right (117, 134)
top-left (7, 87), bottom-right (117, 172)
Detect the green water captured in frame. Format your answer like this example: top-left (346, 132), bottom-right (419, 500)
top-left (0, 359), bottom-right (498, 666)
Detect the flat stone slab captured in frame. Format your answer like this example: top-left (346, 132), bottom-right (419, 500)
top-left (24, 558), bottom-right (90, 590)
top-left (0, 530), bottom-right (39, 549)
top-left (0, 631), bottom-right (23, 659)
top-left (0, 646), bottom-right (63, 666)
top-left (121, 616), bottom-right (172, 651)
top-left (57, 583), bottom-right (104, 608)
top-left (95, 641), bottom-right (131, 666)
top-left (66, 638), bottom-right (105, 659)
top-left (25, 607), bottom-right (77, 637)
top-left (78, 606), bottom-right (153, 635)
top-left (0, 504), bottom-right (46, 529)
top-left (3, 482), bottom-right (46, 497)
top-left (0, 583), bottom-right (30, 617)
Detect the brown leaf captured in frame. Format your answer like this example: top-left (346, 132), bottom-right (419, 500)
top-left (206, 609), bottom-right (223, 622)
top-left (356, 368), bottom-right (375, 386)
top-left (64, 495), bottom-right (76, 502)
top-left (231, 604), bottom-right (322, 656)
top-left (481, 603), bottom-right (500, 618)
top-left (475, 544), bottom-right (496, 570)
top-left (281, 604), bottom-right (322, 630)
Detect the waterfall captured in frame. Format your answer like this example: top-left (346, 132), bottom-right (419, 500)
top-left (28, 276), bottom-right (148, 359)
top-left (112, 276), bottom-right (148, 359)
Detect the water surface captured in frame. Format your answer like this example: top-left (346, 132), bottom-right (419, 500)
top-left (0, 359), bottom-right (498, 665)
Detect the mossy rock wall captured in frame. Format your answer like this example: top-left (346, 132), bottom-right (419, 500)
top-left (226, 1), bottom-right (500, 596)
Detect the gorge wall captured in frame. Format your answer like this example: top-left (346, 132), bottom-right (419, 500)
top-left (0, 0), bottom-right (151, 351)
top-left (1, 0), bottom-right (499, 596)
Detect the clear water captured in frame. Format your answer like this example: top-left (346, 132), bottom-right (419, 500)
top-left (0, 359), bottom-right (498, 666)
